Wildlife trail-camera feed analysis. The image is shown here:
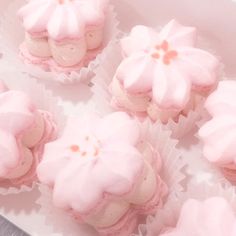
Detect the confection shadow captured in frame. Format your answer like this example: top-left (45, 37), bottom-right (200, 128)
top-left (0, 186), bottom-right (39, 214)
top-left (177, 126), bottom-right (199, 150)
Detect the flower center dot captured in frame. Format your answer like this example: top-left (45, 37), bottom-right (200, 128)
top-left (151, 40), bottom-right (178, 65)
top-left (69, 136), bottom-right (101, 158)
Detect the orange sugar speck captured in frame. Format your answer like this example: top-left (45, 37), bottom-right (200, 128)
top-left (161, 40), bottom-right (169, 52)
top-left (70, 145), bottom-right (80, 152)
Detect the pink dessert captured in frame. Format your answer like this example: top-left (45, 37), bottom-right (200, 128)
top-left (110, 20), bottom-right (220, 123)
top-left (0, 81), bottom-right (57, 188)
top-left (37, 112), bottom-right (167, 236)
top-left (18, 0), bottom-right (109, 71)
top-left (159, 197), bottom-right (236, 236)
top-left (199, 80), bottom-right (236, 184)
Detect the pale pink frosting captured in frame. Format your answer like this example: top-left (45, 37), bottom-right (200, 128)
top-left (199, 81), bottom-right (236, 166)
top-left (114, 20), bottom-right (220, 111)
top-left (37, 112), bottom-right (167, 235)
top-left (160, 197), bottom-right (236, 236)
top-left (0, 87), bottom-right (35, 177)
top-left (18, 0), bottom-right (108, 40)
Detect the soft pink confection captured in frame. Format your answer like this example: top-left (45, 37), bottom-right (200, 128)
top-left (18, 0), bottom-right (108, 68)
top-left (37, 112), bottom-right (167, 236)
top-left (0, 81), bottom-right (56, 187)
top-left (110, 20), bottom-right (220, 123)
top-left (199, 80), bottom-right (236, 183)
top-left (159, 197), bottom-right (236, 236)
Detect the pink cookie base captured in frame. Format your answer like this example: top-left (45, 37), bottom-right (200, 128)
top-left (19, 43), bottom-right (102, 74)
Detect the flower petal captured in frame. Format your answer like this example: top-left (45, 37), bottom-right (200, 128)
top-left (115, 52), bottom-right (154, 94)
top-left (199, 115), bottom-right (236, 164)
top-left (205, 80), bottom-right (236, 116)
top-left (152, 63), bottom-right (191, 110)
top-left (0, 91), bottom-right (35, 135)
top-left (19, 0), bottom-right (56, 33)
top-left (158, 19), bottom-right (196, 48)
top-left (121, 25), bottom-right (157, 57)
top-left (47, 3), bottom-right (84, 40)
top-left (177, 47), bottom-right (219, 90)
top-left (37, 139), bottom-right (73, 186)
top-left (100, 142), bottom-right (144, 190)
top-left (0, 132), bottom-right (20, 177)
top-left (95, 112), bottom-right (140, 145)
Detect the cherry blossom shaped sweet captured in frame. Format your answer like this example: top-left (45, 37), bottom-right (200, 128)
top-left (0, 89), bottom-right (35, 178)
top-left (199, 81), bottom-right (236, 166)
top-left (37, 112), bottom-right (166, 235)
top-left (115, 19), bottom-right (220, 111)
top-left (160, 197), bottom-right (236, 236)
top-left (18, 0), bottom-right (109, 68)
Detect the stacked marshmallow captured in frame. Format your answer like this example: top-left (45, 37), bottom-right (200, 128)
top-left (110, 20), bottom-right (220, 123)
top-left (18, 0), bottom-right (108, 67)
top-left (0, 81), bottom-right (56, 186)
top-left (37, 112), bottom-right (168, 236)
top-left (199, 80), bottom-right (236, 184)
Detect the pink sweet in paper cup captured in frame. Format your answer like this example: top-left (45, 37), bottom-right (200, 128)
top-left (110, 19), bottom-right (220, 123)
top-left (198, 80), bottom-right (236, 184)
top-left (37, 112), bottom-right (168, 235)
top-left (0, 79), bottom-right (57, 194)
top-left (0, 0), bottom-right (119, 83)
top-left (159, 197), bottom-right (236, 236)
top-left (36, 112), bottom-right (186, 236)
top-left (18, 0), bottom-right (109, 68)
top-left (136, 183), bottom-right (236, 236)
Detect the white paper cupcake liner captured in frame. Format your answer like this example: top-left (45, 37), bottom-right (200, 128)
top-left (0, 67), bottom-right (65, 195)
top-left (0, 0), bottom-right (120, 84)
top-left (135, 183), bottom-right (236, 236)
top-left (91, 41), bottom-right (122, 111)
top-left (36, 119), bottom-right (186, 236)
top-left (164, 105), bottom-right (204, 140)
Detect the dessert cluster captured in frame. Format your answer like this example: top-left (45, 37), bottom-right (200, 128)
top-left (0, 0), bottom-right (235, 236)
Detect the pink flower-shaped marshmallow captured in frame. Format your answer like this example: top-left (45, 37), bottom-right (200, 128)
top-left (37, 112), bottom-right (166, 235)
top-left (160, 197), bottom-right (236, 236)
top-left (113, 20), bottom-right (220, 115)
top-left (0, 89), bottom-right (35, 178)
top-left (199, 80), bottom-right (236, 183)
